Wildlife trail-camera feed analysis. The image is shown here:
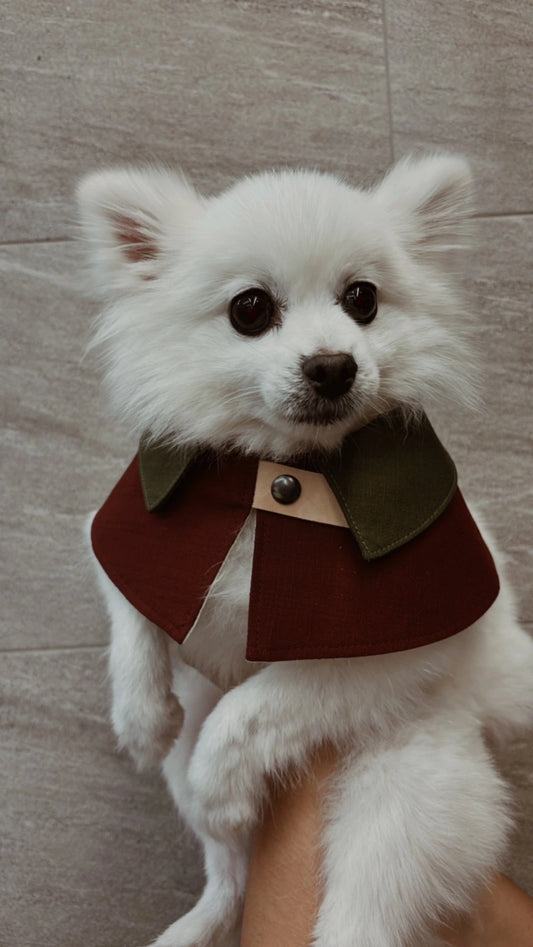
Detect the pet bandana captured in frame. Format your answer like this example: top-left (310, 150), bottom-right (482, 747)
top-left (91, 411), bottom-right (499, 661)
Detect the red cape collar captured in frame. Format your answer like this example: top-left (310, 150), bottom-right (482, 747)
top-left (91, 413), bottom-right (499, 661)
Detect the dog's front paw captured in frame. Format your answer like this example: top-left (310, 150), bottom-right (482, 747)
top-left (189, 788), bottom-right (257, 843)
top-left (187, 734), bottom-right (258, 840)
top-left (113, 690), bottom-right (184, 770)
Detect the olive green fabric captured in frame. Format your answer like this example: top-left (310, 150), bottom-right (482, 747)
top-left (138, 411), bottom-right (457, 561)
top-left (316, 413), bottom-right (457, 559)
top-left (138, 434), bottom-right (196, 513)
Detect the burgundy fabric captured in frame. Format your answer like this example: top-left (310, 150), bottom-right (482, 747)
top-left (91, 452), bottom-right (257, 643)
top-left (247, 492), bottom-right (500, 660)
top-left (92, 452), bottom-right (500, 661)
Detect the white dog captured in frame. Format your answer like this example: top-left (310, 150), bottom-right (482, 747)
top-left (78, 155), bottom-right (533, 947)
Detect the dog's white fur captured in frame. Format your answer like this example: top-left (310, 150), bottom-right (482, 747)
top-left (78, 156), bottom-right (533, 947)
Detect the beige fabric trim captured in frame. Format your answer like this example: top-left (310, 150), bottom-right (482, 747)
top-left (252, 461), bottom-right (349, 528)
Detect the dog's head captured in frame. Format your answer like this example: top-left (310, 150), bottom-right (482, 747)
top-left (78, 155), bottom-right (475, 458)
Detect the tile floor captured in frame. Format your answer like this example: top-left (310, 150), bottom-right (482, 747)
top-left (2, 2), bottom-right (532, 944)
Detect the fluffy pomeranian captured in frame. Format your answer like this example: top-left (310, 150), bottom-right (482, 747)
top-left (78, 155), bottom-right (533, 947)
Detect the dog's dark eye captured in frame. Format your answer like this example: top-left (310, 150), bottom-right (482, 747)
top-left (229, 289), bottom-right (275, 336)
top-left (341, 281), bottom-right (378, 325)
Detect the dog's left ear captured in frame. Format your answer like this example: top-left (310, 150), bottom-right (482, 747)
top-left (375, 154), bottom-right (473, 261)
top-left (76, 167), bottom-right (204, 297)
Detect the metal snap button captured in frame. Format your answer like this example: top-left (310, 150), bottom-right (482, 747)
top-left (271, 474), bottom-right (302, 505)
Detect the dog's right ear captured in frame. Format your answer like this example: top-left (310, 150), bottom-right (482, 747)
top-left (76, 168), bottom-right (203, 297)
top-left (374, 154), bottom-right (473, 264)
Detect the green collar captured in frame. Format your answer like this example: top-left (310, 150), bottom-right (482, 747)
top-left (138, 411), bottom-right (457, 561)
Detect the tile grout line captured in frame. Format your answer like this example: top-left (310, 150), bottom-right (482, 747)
top-left (0, 236), bottom-right (73, 247)
top-left (381, 0), bottom-right (395, 165)
top-left (1, 644), bottom-right (108, 656)
top-left (473, 211), bottom-right (533, 220)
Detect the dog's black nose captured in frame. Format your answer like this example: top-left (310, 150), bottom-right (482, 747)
top-left (302, 352), bottom-right (357, 399)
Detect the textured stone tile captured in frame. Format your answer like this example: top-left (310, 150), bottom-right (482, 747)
top-left (1, 241), bottom-right (134, 649)
top-left (0, 650), bottom-right (204, 947)
top-left (386, 0), bottom-right (533, 213)
top-left (428, 216), bottom-right (533, 622)
top-left (3, 0), bottom-right (390, 241)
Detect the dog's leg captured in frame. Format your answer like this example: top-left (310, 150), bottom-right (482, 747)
top-left (95, 561), bottom-right (184, 769)
top-left (150, 664), bottom-right (248, 947)
top-left (185, 661), bottom-right (350, 842)
top-left (313, 712), bottom-right (510, 947)
top-left (153, 660), bottom-right (354, 947)
top-left (148, 838), bottom-right (246, 947)
top-left (96, 565), bottom-right (244, 947)
top-left (184, 655), bottom-right (441, 841)
top-left (180, 657), bottom-right (427, 945)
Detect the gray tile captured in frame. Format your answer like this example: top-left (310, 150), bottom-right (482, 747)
top-left (0, 649), bottom-right (204, 947)
top-left (3, 0), bottom-right (390, 242)
top-left (386, 0), bottom-right (533, 213)
top-left (428, 216), bottom-right (533, 622)
top-left (1, 241), bottom-right (134, 650)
